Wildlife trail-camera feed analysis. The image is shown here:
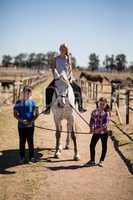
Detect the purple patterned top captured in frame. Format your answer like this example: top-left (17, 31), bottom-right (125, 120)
top-left (89, 109), bottom-right (109, 134)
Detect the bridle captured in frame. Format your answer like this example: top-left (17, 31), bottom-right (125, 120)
top-left (54, 86), bottom-right (69, 99)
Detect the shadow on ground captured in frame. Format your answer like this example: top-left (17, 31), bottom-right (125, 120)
top-left (110, 132), bottom-right (133, 175)
top-left (46, 162), bottom-right (100, 171)
top-left (0, 147), bottom-right (54, 174)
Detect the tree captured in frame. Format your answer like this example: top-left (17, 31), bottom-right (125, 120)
top-left (2, 55), bottom-right (12, 67)
top-left (115, 54), bottom-right (127, 71)
top-left (104, 55), bottom-right (116, 71)
top-left (14, 53), bottom-right (28, 67)
top-left (35, 53), bottom-right (46, 69)
top-left (46, 51), bottom-right (58, 68)
top-left (71, 56), bottom-right (77, 69)
top-left (88, 53), bottom-right (99, 71)
top-left (27, 53), bottom-right (36, 68)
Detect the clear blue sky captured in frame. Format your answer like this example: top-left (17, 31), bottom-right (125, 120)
top-left (0, 0), bottom-right (133, 66)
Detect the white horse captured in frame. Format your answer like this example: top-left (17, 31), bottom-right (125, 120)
top-left (51, 70), bottom-right (80, 161)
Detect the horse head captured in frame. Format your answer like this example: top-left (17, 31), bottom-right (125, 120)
top-left (54, 70), bottom-right (70, 108)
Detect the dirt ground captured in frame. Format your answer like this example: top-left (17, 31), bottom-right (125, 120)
top-left (0, 78), bottom-right (133, 200)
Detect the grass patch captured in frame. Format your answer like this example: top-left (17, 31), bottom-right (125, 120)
top-left (32, 77), bottom-right (52, 107)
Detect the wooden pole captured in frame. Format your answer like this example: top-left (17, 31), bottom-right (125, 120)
top-left (13, 83), bottom-right (16, 103)
top-left (114, 102), bottom-right (123, 124)
top-left (125, 89), bottom-right (130, 124)
top-left (90, 82), bottom-right (92, 99)
top-left (87, 82), bottom-right (89, 97)
top-left (110, 83), bottom-right (113, 110)
top-left (110, 83), bottom-right (117, 110)
top-left (96, 84), bottom-right (98, 102)
top-left (18, 83), bottom-right (23, 100)
top-left (116, 85), bottom-right (120, 108)
top-left (93, 83), bottom-right (95, 100)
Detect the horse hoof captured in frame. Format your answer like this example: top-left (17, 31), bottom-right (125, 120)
top-left (54, 152), bottom-right (60, 159)
top-left (74, 154), bottom-right (80, 161)
top-left (59, 145), bottom-right (63, 152)
top-left (54, 154), bottom-right (60, 159)
top-left (64, 145), bottom-right (70, 150)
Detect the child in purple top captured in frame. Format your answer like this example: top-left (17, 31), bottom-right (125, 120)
top-left (86, 97), bottom-right (109, 166)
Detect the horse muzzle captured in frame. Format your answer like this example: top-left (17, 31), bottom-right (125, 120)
top-left (57, 97), bottom-right (66, 108)
top-left (57, 102), bottom-right (65, 108)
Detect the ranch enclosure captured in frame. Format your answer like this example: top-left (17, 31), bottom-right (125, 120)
top-left (0, 68), bottom-right (133, 200)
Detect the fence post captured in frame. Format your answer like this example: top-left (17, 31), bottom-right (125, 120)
top-left (13, 82), bottom-right (16, 103)
top-left (18, 83), bottom-right (23, 100)
top-left (110, 83), bottom-right (117, 110)
top-left (96, 84), bottom-right (98, 102)
top-left (110, 83), bottom-right (113, 110)
top-left (93, 83), bottom-right (95, 100)
top-left (116, 85), bottom-right (120, 108)
top-left (125, 89), bottom-right (129, 124)
top-left (90, 82), bottom-right (92, 99)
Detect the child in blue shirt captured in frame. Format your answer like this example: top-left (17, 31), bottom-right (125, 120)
top-left (14, 87), bottom-right (39, 164)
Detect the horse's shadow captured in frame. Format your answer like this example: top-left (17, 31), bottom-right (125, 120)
top-left (0, 147), bottom-right (50, 175)
top-left (46, 162), bottom-right (99, 171)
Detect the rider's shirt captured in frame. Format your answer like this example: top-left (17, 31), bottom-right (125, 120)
top-left (54, 56), bottom-right (72, 81)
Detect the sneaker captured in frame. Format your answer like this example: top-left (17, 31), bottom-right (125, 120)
top-left (29, 157), bottom-right (36, 164)
top-left (98, 161), bottom-right (103, 167)
top-left (78, 107), bottom-right (87, 113)
top-left (84, 160), bottom-right (95, 166)
top-left (19, 158), bottom-right (25, 164)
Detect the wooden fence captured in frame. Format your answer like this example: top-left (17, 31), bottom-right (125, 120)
top-left (0, 74), bottom-right (47, 105)
top-left (79, 78), bottom-right (133, 125)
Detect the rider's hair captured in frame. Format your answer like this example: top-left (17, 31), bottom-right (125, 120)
top-left (59, 43), bottom-right (68, 53)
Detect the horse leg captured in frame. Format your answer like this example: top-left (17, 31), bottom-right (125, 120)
top-left (69, 120), bottom-right (80, 161)
top-left (65, 122), bottom-right (70, 149)
top-left (54, 122), bottom-right (62, 158)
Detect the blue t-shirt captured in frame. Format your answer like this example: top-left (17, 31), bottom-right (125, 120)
top-left (14, 99), bottom-right (38, 128)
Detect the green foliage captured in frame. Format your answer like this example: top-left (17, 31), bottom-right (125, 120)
top-left (2, 55), bottom-right (12, 67)
top-left (104, 55), bottom-right (116, 71)
top-left (115, 54), bottom-right (127, 71)
top-left (1, 51), bottom-right (132, 72)
top-left (88, 53), bottom-right (99, 71)
top-left (103, 54), bottom-right (127, 71)
top-left (1, 51), bottom-right (59, 70)
top-left (14, 53), bottom-right (28, 67)
top-left (71, 56), bottom-right (77, 68)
